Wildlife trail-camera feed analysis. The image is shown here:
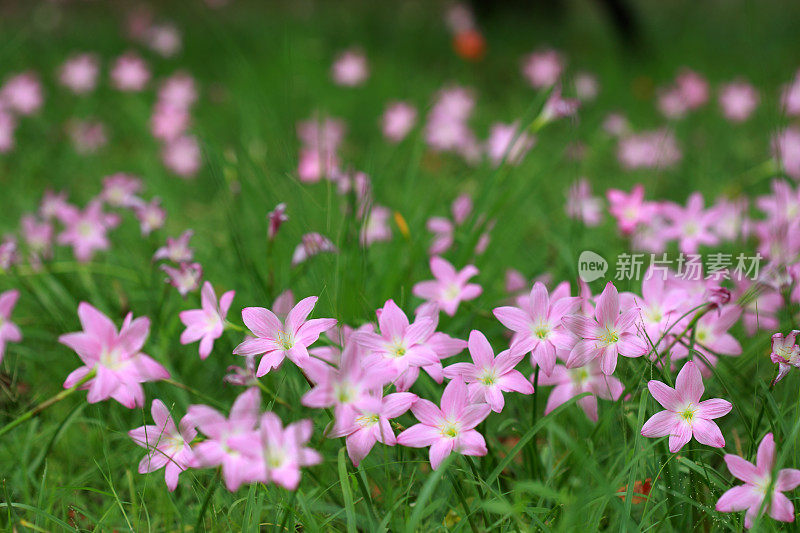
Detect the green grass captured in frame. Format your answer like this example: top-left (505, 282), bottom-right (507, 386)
top-left (2, 0), bottom-right (800, 530)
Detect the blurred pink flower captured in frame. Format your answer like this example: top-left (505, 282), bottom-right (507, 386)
top-left (657, 87), bottom-right (689, 119)
top-left (539, 358), bottom-right (623, 422)
top-left (661, 192), bottom-right (720, 254)
top-left (486, 121), bottom-right (535, 166)
top-left (67, 119), bottom-right (108, 154)
top-left (162, 135), bottom-right (201, 177)
top-left (267, 203), bottom-right (288, 241)
top-left (382, 102), bottom-right (417, 142)
top-left (521, 49), bottom-right (564, 89)
top-left (101, 173), bottom-right (143, 208)
top-left (0, 108), bottom-right (16, 153)
top-left (180, 281), bottom-right (235, 359)
top-left (129, 399), bottom-right (197, 491)
top-left (617, 130), bottom-right (682, 170)
top-left (566, 178), bottom-right (603, 226)
top-left (57, 200), bottom-right (120, 262)
top-left (607, 184), bottom-right (655, 235)
top-left (412, 256), bottom-right (482, 316)
top-left (291, 233), bottom-right (337, 265)
top-left (360, 205), bottom-right (392, 246)
top-left (772, 127), bottom-right (800, 180)
top-left (154, 230), bottom-right (194, 262)
top-left (151, 102), bottom-right (190, 141)
top-left (781, 70), bottom-right (800, 117)
top-left (640, 361), bottom-right (731, 452)
top-left (249, 413), bottom-right (322, 489)
top-left (331, 49), bottom-right (369, 87)
top-left (21, 214), bottom-right (53, 259)
top-left (147, 23), bottom-right (182, 58)
top-left (675, 69), bottom-right (709, 109)
top-left (135, 198), bottom-right (167, 236)
top-left (716, 433), bottom-right (800, 528)
top-left (159, 72), bottom-right (198, 109)
top-left (162, 262), bottom-right (203, 297)
top-left (397, 377), bottom-right (491, 470)
top-left (1, 72), bottom-right (43, 115)
top-left (111, 53), bottom-right (150, 91)
top-left (58, 54), bottom-right (99, 94)
top-left (719, 80), bottom-right (759, 122)
top-left (0, 289), bottom-right (21, 364)
top-left (187, 388), bottom-right (263, 491)
top-left (59, 302), bottom-right (169, 408)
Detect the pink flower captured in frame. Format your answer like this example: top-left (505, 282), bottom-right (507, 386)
top-left (327, 390), bottom-right (417, 466)
top-left (187, 388), bottom-right (263, 491)
top-left (67, 119), bottom-right (108, 154)
top-left (224, 355), bottom-right (258, 387)
top-left (162, 262), bottom-right (203, 297)
top-left (672, 305), bottom-right (742, 372)
top-left (250, 413), bottom-right (322, 489)
top-left (443, 330), bottom-right (533, 412)
top-left (0, 108), bottom-right (15, 153)
top-left (0, 289), bottom-right (22, 364)
top-left (233, 296), bottom-right (337, 376)
top-left (58, 54), bottom-right (99, 94)
top-left (180, 281), bottom-right (235, 359)
top-left (101, 173), bottom-right (143, 208)
top-left (162, 135), bottom-right (201, 177)
top-left (521, 48), bottom-right (564, 88)
top-left (59, 303), bottom-right (169, 408)
top-left (382, 102), bottom-right (417, 142)
top-left (111, 53), bottom-right (150, 91)
top-left (151, 102), bottom-right (190, 142)
top-left (352, 299), bottom-right (440, 380)
top-left (360, 205), bottom-right (392, 246)
top-left (662, 193), bottom-right (720, 254)
top-left (782, 71), bottom-right (800, 117)
top-left (158, 73), bottom-right (198, 109)
top-left (540, 86), bottom-right (579, 123)
top-left (657, 87), bottom-right (688, 119)
top-left (486, 121), bottom-right (535, 166)
top-left (566, 178), bottom-right (603, 226)
top-left (562, 281), bottom-right (648, 375)
top-left (21, 215), bottom-right (53, 259)
top-left (731, 278), bottom-right (781, 335)
top-left (56, 200), bottom-right (120, 262)
top-left (676, 69), bottom-right (709, 109)
top-left (716, 433), bottom-right (800, 528)
top-left (772, 127), bottom-right (800, 180)
top-left (412, 256), bottom-right (482, 316)
top-left (620, 268), bottom-right (682, 343)
top-left (769, 330), bottom-right (800, 384)
top-left (268, 203), bottom-right (288, 241)
top-left (331, 49), bottom-right (369, 86)
top-left (640, 361), bottom-right (731, 452)
top-left (291, 233), bottom-right (337, 266)
top-left (1, 72), bottom-right (43, 115)
top-left (539, 359), bottom-right (624, 422)
top-left (146, 23), bottom-right (182, 58)
top-left (40, 190), bottom-right (72, 220)
top-left (397, 377), bottom-right (491, 470)
top-left (128, 399), bottom-right (197, 491)
top-left (617, 130), bottom-right (681, 170)
top-left (154, 230), bottom-right (194, 262)
top-left (574, 72), bottom-right (599, 101)
top-left (607, 184), bottom-right (656, 235)
top-left (135, 198), bottom-right (167, 236)
top-left (302, 340), bottom-right (395, 429)
top-left (719, 80), bottom-right (759, 122)
top-left (493, 282), bottom-right (580, 376)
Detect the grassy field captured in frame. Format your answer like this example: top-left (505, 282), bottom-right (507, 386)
top-left (2, 0), bottom-right (800, 531)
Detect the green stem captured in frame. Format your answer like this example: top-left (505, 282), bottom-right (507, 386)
top-left (0, 369), bottom-right (96, 438)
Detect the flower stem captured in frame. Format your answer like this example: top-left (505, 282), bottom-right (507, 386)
top-left (0, 369), bottom-right (96, 438)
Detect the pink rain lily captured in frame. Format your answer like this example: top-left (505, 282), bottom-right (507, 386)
top-left (397, 377), bottom-right (491, 470)
top-left (179, 281), bottom-right (235, 359)
top-left (268, 203), bottom-right (288, 241)
top-left (382, 102), bottom-right (417, 142)
top-left (521, 48), bottom-right (564, 88)
top-left (331, 49), bottom-right (369, 87)
top-left (412, 256), bottom-right (482, 316)
top-left (101, 173), bottom-right (143, 208)
top-left (328, 391), bottom-right (418, 466)
top-left (58, 54), bottom-right (99, 94)
top-left (562, 282), bottom-right (648, 375)
top-left (769, 330), bottom-right (800, 384)
top-left (486, 121), bottom-right (535, 167)
top-left (187, 388), bottom-right (262, 491)
top-left (135, 198), bottom-right (167, 236)
top-left (620, 267), bottom-right (683, 344)
top-left (566, 178), bottom-right (603, 227)
top-left (0, 289), bottom-right (22, 363)
top-left (640, 361), bottom-right (731, 452)
top-left (153, 230), bottom-right (194, 263)
top-left (493, 281), bottom-right (580, 376)
top-left (21, 215), bottom-right (53, 259)
top-left (302, 341), bottom-right (395, 433)
top-left (539, 358), bottom-right (624, 422)
top-left (252, 413), bottom-right (322, 489)
top-left (291, 233), bottom-right (337, 265)
top-left (719, 80), bottom-right (759, 122)
top-left (59, 303), bottom-right (170, 408)
top-left (57, 200), bottom-right (120, 262)
top-left (161, 262), bottom-right (203, 297)
top-left (128, 399), bottom-right (197, 491)
top-left (607, 184), bottom-right (655, 235)
top-left (352, 299), bottom-right (440, 381)
top-left (672, 305), bottom-right (742, 372)
top-left (162, 135), bottom-right (202, 178)
top-left (111, 53), bottom-right (150, 91)
top-left (443, 330), bottom-right (533, 413)
top-left (716, 433), bottom-right (800, 529)
top-left (662, 193), bottom-right (720, 254)
top-left (233, 296), bottom-right (337, 377)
